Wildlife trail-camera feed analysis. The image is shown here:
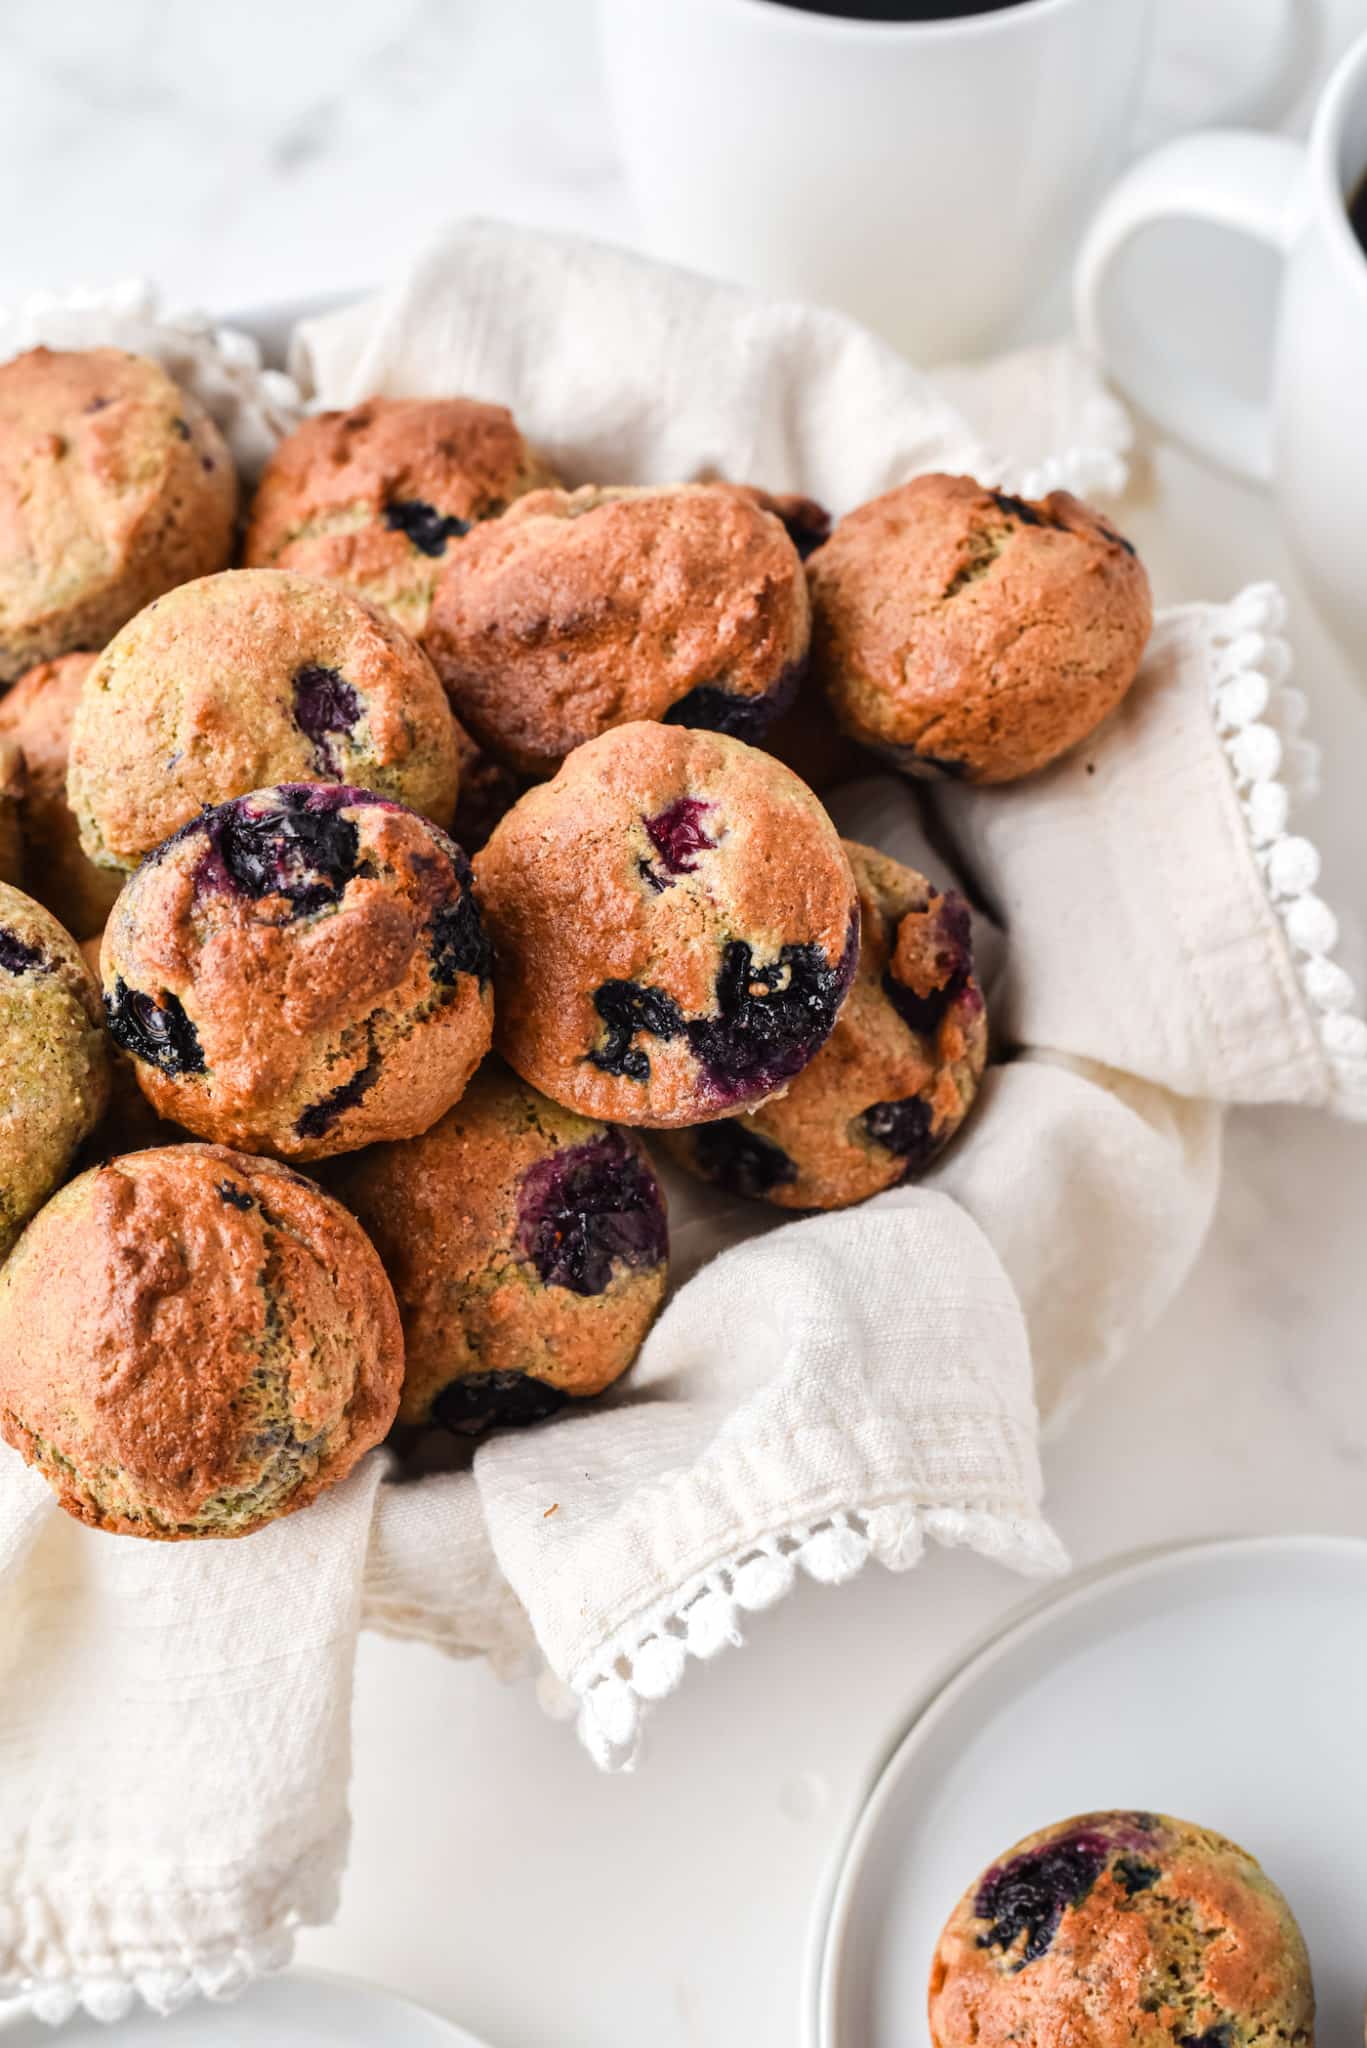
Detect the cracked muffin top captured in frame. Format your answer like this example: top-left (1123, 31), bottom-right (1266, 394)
top-left (100, 783), bottom-right (493, 1161)
top-left (244, 395), bottom-right (555, 639)
top-left (474, 721), bottom-right (857, 1128)
top-left (424, 482), bottom-right (811, 778)
top-left (928, 1810), bottom-right (1314, 2048)
top-left (662, 839), bottom-right (987, 1209)
top-left (0, 1144), bottom-right (403, 1540)
top-left (0, 652), bottom-right (121, 937)
top-left (0, 346), bottom-right (237, 683)
top-left (808, 473), bottom-right (1152, 784)
top-left (68, 567), bottom-right (461, 872)
top-left (330, 1058), bottom-right (668, 1434)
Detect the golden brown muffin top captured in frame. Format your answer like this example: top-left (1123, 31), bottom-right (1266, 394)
top-left (425, 483), bottom-right (811, 778)
top-left (244, 395), bottom-right (553, 638)
top-left (0, 1144), bottom-right (403, 1539)
top-left (808, 473), bottom-right (1151, 784)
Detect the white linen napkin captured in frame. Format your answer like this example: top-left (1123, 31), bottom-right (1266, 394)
top-left (0, 223), bottom-right (1361, 2023)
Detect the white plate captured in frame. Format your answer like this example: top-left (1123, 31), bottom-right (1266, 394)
top-left (0, 1970), bottom-right (492, 2045)
top-left (809, 1535), bottom-right (1367, 2047)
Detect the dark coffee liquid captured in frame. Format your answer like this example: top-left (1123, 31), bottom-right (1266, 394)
top-left (768, 0), bottom-right (1029, 19)
top-left (1350, 170), bottom-right (1367, 259)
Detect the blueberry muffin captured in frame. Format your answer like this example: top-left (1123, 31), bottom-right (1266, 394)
top-left (0, 1144), bottom-right (403, 1539)
top-left (244, 395), bottom-right (555, 639)
top-left (425, 483), bottom-right (811, 777)
top-left (0, 883), bottom-right (109, 1258)
top-left (101, 784), bottom-right (493, 1161)
top-left (0, 346), bottom-right (236, 684)
top-left (475, 722), bottom-right (858, 1128)
top-left (808, 474), bottom-right (1152, 784)
top-left (0, 653), bottom-right (121, 936)
top-left (68, 568), bottom-right (461, 873)
top-left (332, 1060), bottom-right (668, 1435)
top-left (664, 841), bottom-right (985, 1208)
top-left (76, 931), bottom-right (182, 1161)
top-left (929, 1811), bottom-right (1315, 2047)
top-left (0, 737), bottom-right (22, 885)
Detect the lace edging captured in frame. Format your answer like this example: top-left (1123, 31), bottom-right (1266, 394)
top-left (561, 1502), bottom-right (1068, 1772)
top-left (1208, 584), bottom-right (1367, 1120)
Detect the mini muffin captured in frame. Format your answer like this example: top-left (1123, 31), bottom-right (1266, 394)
top-left (101, 784), bottom-right (493, 1161)
top-left (68, 567), bottom-right (460, 873)
top-left (928, 1811), bottom-right (1315, 2048)
top-left (0, 737), bottom-right (22, 884)
top-left (475, 722), bottom-right (858, 1128)
top-left (244, 395), bottom-right (555, 639)
top-left (0, 653), bottom-right (121, 936)
top-left (0, 346), bottom-right (236, 683)
top-left (808, 473), bottom-right (1152, 784)
top-left (664, 841), bottom-right (985, 1208)
top-left (0, 1145), bottom-right (403, 1539)
top-left (425, 483), bottom-right (811, 777)
top-left (0, 884), bottom-right (109, 1258)
top-left (332, 1060), bottom-right (668, 1435)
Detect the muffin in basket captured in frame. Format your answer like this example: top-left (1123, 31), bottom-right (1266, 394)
top-left (475, 721), bottom-right (858, 1128)
top-left (928, 1810), bottom-right (1314, 2047)
top-left (424, 482), bottom-right (811, 777)
top-left (67, 567), bottom-right (461, 873)
top-left (244, 394), bottom-right (555, 639)
top-left (808, 473), bottom-right (1151, 784)
top-left (101, 783), bottom-right (493, 1161)
top-left (0, 345), bottom-right (236, 683)
top-left (0, 883), bottom-right (108, 1260)
top-left (331, 1059), bottom-right (668, 1435)
top-left (0, 1145), bottom-right (403, 1540)
top-left (0, 652), bottom-right (122, 937)
top-left (663, 839), bottom-right (986, 1208)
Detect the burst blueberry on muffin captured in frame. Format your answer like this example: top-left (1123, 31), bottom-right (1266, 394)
top-left (928, 1811), bottom-right (1315, 2047)
top-left (0, 1145), bottom-right (403, 1539)
top-left (475, 722), bottom-right (858, 1128)
top-left (331, 1059), bottom-right (668, 1435)
top-left (100, 784), bottom-right (493, 1161)
top-left (808, 473), bottom-right (1152, 784)
top-left (0, 652), bottom-right (121, 936)
top-left (76, 931), bottom-right (182, 1161)
top-left (425, 483), bottom-right (811, 777)
top-left (663, 840), bottom-right (985, 1208)
top-left (67, 567), bottom-right (461, 873)
top-left (0, 346), bottom-right (236, 683)
top-left (0, 737), bottom-right (22, 886)
top-left (0, 883), bottom-right (109, 1258)
top-left (244, 395), bottom-right (555, 639)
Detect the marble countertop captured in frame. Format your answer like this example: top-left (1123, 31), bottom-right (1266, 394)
top-left (5, 3), bottom-right (1366, 2043)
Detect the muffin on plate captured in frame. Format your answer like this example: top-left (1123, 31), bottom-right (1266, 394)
top-left (244, 395), bottom-right (555, 639)
top-left (0, 1145), bottom-right (403, 1540)
top-left (475, 721), bottom-right (858, 1128)
top-left (0, 346), bottom-right (236, 683)
top-left (68, 567), bottom-right (461, 873)
top-left (808, 473), bottom-right (1152, 784)
top-left (332, 1059), bottom-right (668, 1435)
top-left (0, 653), bottom-right (121, 936)
top-left (663, 840), bottom-right (986, 1208)
top-left (101, 783), bottom-right (493, 1161)
top-left (425, 482), bottom-right (811, 777)
top-left (928, 1810), bottom-right (1315, 2047)
top-left (0, 737), bottom-right (22, 885)
top-left (0, 883), bottom-right (109, 1258)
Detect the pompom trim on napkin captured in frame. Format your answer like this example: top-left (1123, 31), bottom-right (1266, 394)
top-left (559, 1501), bottom-right (1068, 1773)
top-left (0, 280), bottom-right (306, 480)
top-left (1208, 584), bottom-right (1367, 1119)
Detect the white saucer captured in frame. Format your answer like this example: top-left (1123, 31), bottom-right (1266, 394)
top-left (0, 1970), bottom-right (492, 2045)
top-left (807, 1535), bottom-right (1367, 2046)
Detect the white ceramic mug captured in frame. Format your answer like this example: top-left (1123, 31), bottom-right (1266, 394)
top-left (1076, 28), bottom-right (1367, 653)
top-left (597, 0), bottom-right (1317, 366)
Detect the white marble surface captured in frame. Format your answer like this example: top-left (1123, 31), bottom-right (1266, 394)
top-left (5, 4), bottom-right (1367, 2044)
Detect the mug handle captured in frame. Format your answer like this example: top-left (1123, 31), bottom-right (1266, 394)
top-left (1074, 131), bottom-right (1309, 483)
